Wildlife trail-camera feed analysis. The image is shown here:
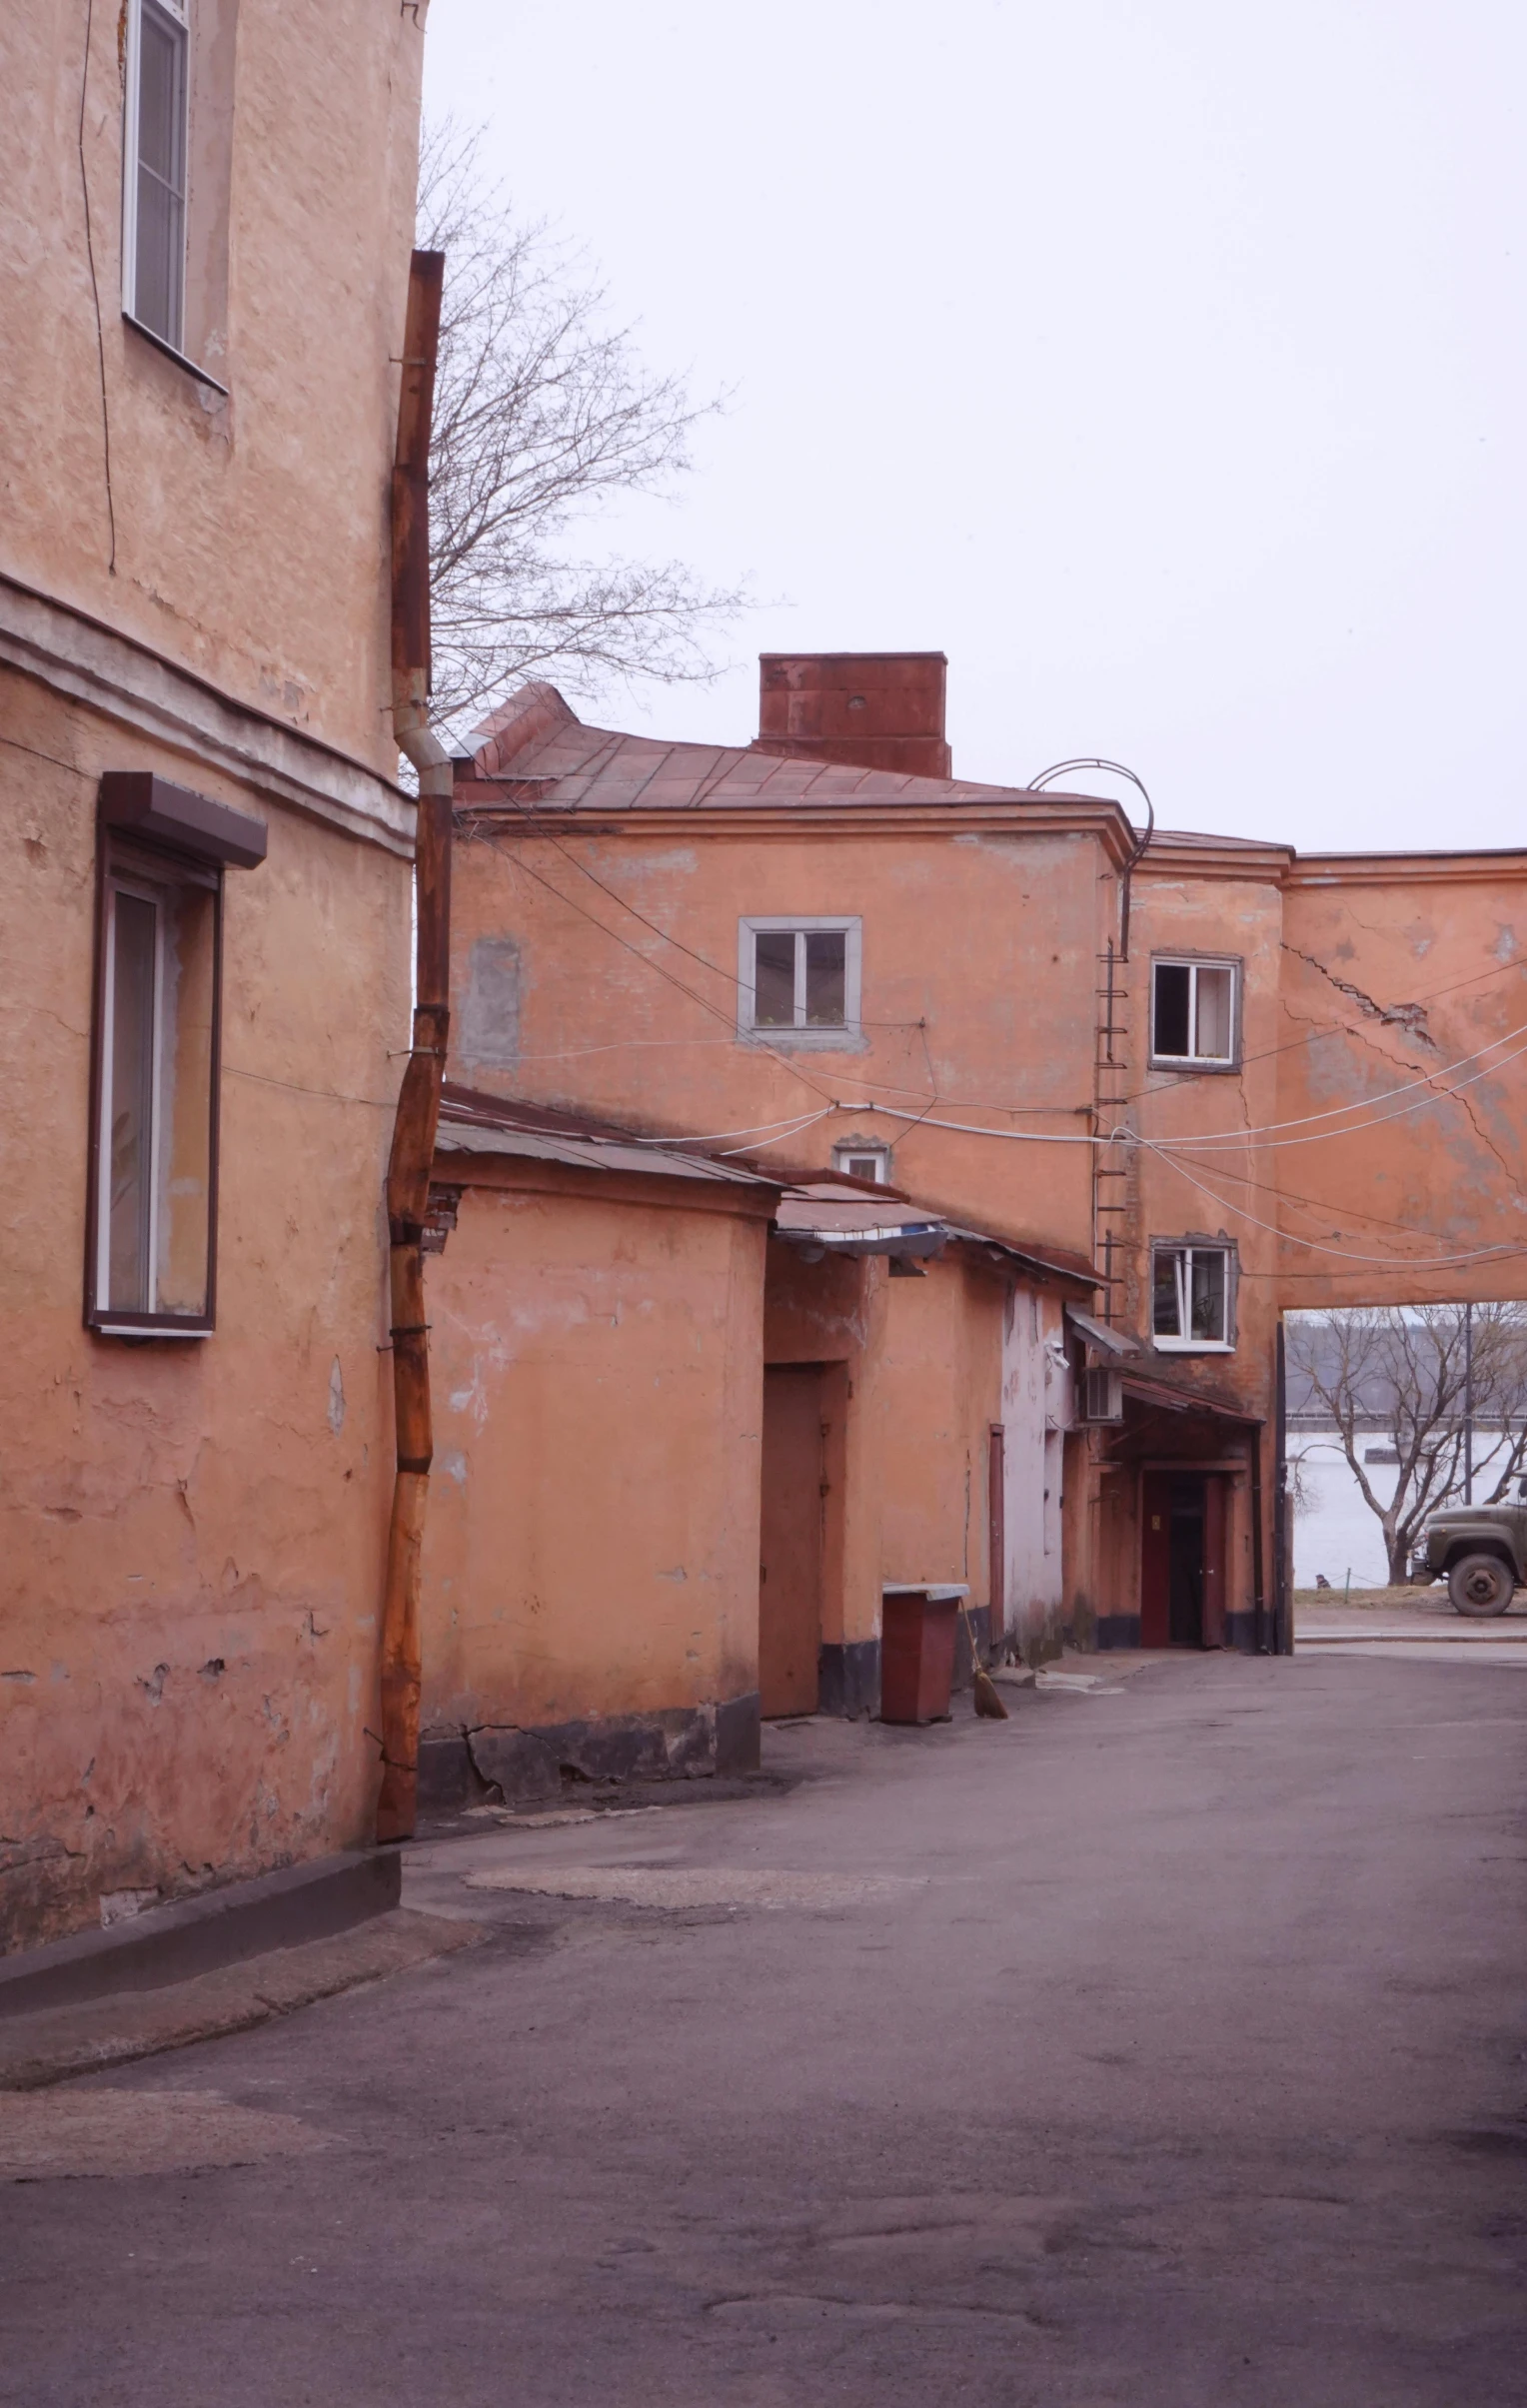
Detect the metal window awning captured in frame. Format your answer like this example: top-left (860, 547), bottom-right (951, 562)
top-left (1066, 1306), bottom-right (1140, 1357)
top-left (778, 1218), bottom-right (947, 1261)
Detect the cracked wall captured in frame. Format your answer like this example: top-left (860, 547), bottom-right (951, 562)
top-left (1276, 867), bottom-right (1527, 1312)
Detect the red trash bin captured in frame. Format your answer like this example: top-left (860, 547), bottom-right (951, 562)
top-left (879, 1585), bottom-right (966, 1724)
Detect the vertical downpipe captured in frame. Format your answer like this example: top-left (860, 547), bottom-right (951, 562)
top-left (377, 249), bottom-right (451, 1845)
top-left (1273, 1317), bottom-right (1291, 1656)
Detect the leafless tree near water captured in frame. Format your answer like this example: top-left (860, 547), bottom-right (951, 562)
top-left (1288, 1305), bottom-right (1527, 1585)
top-left (416, 123), bottom-right (748, 732)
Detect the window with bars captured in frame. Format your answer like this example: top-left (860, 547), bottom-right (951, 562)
top-left (1150, 957), bottom-right (1238, 1067)
top-left (738, 918), bottom-right (861, 1042)
top-left (123, 0), bottom-right (190, 352)
top-left (1150, 1243), bottom-right (1234, 1351)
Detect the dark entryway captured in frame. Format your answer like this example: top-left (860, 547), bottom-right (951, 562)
top-left (759, 1364), bottom-right (825, 1716)
top-left (1141, 1471), bottom-right (1227, 1649)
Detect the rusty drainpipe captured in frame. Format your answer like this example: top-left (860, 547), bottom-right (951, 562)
top-left (377, 248), bottom-right (450, 1844)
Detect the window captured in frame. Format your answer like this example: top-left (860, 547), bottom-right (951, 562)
top-left (1151, 957), bottom-right (1238, 1067)
top-left (88, 774), bottom-right (266, 1337)
top-left (123, 0), bottom-right (190, 351)
top-left (1151, 1243), bottom-right (1234, 1351)
top-left (832, 1141), bottom-right (889, 1184)
top-left (738, 917), bottom-right (861, 1042)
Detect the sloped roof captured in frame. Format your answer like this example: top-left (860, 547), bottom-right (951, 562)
top-left (454, 682), bottom-right (1109, 817)
top-left (435, 1084), bottom-right (777, 1191)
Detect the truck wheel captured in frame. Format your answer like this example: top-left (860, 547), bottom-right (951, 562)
top-left (1446, 1554), bottom-right (1516, 1617)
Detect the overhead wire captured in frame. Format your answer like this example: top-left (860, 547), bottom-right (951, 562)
top-left (477, 835), bottom-right (842, 1110)
top-left (1137, 1020), bottom-right (1527, 1151)
top-left (1127, 948), bottom-right (1527, 1106)
top-left (1134, 1135), bottom-right (1527, 1271)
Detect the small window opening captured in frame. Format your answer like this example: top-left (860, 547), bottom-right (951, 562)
top-left (741, 920), bottom-right (860, 1037)
top-left (1151, 959), bottom-right (1236, 1066)
top-left (1151, 1244), bottom-right (1232, 1349)
top-left (832, 1142), bottom-right (889, 1184)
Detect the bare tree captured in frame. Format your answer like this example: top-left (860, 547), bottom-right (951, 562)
top-left (416, 123), bottom-right (748, 730)
top-left (1288, 1305), bottom-right (1527, 1584)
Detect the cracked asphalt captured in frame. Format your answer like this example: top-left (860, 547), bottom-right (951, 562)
top-left (5, 1651), bottom-right (1526, 2406)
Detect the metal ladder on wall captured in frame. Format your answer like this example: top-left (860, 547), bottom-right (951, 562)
top-left (1093, 940), bottom-right (1134, 1322)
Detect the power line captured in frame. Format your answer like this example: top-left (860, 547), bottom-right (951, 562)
top-left (477, 834), bottom-right (842, 1110)
top-left (1136, 1136), bottom-right (1527, 1271)
top-left (1126, 949), bottom-right (1527, 1107)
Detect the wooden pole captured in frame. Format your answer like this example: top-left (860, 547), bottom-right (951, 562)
top-left (377, 249), bottom-right (449, 1844)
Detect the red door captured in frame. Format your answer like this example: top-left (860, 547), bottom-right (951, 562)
top-left (1140, 1473), bottom-right (1171, 1647)
top-left (1202, 1474), bottom-right (1227, 1649)
top-left (759, 1366), bottom-right (824, 1717)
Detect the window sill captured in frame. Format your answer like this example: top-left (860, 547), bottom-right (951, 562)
top-left (123, 313), bottom-right (230, 397)
top-left (739, 1025), bottom-right (867, 1052)
top-left (89, 1318), bottom-right (211, 1342)
top-left (1152, 1337), bottom-right (1234, 1355)
top-left (1148, 1055), bottom-right (1240, 1075)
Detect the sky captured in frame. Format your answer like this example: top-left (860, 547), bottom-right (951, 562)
top-left (422, 1), bottom-right (1527, 852)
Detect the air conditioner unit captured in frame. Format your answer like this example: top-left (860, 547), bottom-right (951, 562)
top-left (1083, 1365), bottom-right (1124, 1424)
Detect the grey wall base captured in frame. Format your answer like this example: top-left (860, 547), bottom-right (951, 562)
top-left (0, 1848), bottom-right (400, 2020)
top-left (420, 1693), bottom-right (763, 1811)
top-left (816, 1640), bottom-right (880, 1720)
top-left (1094, 1614), bottom-right (1143, 1652)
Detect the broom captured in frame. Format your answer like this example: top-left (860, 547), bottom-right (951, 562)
top-left (959, 1601), bottom-right (1009, 1720)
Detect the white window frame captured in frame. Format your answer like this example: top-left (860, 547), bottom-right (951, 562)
top-left (122, 0), bottom-right (191, 354)
top-left (737, 915), bottom-right (862, 1046)
top-left (831, 1140), bottom-right (890, 1184)
top-left (1149, 955), bottom-right (1240, 1069)
top-left (1150, 1242), bottom-right (1235, 1354)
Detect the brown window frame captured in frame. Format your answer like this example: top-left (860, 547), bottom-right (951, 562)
top-left (85, 773), bottom-right (265, 1341)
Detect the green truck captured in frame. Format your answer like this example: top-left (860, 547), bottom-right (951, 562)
top-left (1414, 1504), bottom-right (1527, 1616)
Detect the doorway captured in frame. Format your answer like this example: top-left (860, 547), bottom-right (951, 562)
top-left (1140, 1471), bottom-right (1227, 1649)
top-left (759, 1365), bottom-right (825, 1716)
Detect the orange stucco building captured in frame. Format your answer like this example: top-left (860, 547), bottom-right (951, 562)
top-left (1, 6), bottom-right (428, 1945)
top-left (443, 655), bottom-right (1527, 1689)
top-left (411, 1086), bottom-right (1094, 1797)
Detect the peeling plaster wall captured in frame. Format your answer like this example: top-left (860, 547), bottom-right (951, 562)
top-left (0, 3), bottom-right (424, 778)
top-left (874, 1254), bottom-right (1003, 1614)
top-left (420, 1182), bottom-right (769, 1748)
top-left (1003, 1286), bottom-right (1070, 1664)
top-left (0, 8), bottom-right (422, 1947)
top-left (0, 684), bottom-right (408, 1948)
top-left (449, 826), bottom-right (1104, 1259)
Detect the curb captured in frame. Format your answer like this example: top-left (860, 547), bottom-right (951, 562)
top-left (0, 1848), bottom-right (401, 2020)
top-left (0, 1908), bottom-right (482, 2093)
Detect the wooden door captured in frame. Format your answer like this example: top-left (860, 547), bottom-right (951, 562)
top-left (759, 1365), bottom-right (824, 1716)
top-left (1140, 1472), bottom-right (1172, 1648)
top-left (1201, 1473), bottom-right (1227, 1649)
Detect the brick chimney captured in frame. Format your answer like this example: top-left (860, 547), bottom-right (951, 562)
top-left (756, 652), bottom-right (950, 778)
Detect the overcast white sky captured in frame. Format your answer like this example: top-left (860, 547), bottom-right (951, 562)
top-left (423, 2), bottom-right (1526, 852)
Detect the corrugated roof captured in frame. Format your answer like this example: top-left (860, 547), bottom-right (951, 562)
top-left (436, 1120), bottom-right (774, 1187)
top-left (436, 1085), bottom-right (778, 1190)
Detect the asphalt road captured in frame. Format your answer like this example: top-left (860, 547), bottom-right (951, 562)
top-left (5, 1652), bottom-right (1526, 2406)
